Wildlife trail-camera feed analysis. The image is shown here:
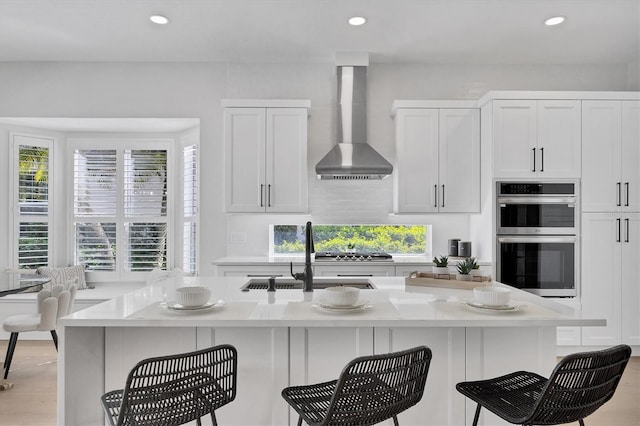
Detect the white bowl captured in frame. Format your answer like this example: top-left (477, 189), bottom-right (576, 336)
top-left (322, 286), bottom-right (360, 307)
top-left (176, 286), bottom-right (211, 307)
top-left (473, 286), bottom-right (511, 307)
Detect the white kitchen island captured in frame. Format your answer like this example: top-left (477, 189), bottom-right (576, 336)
top-left (58, 277), bottom-right (604, 426)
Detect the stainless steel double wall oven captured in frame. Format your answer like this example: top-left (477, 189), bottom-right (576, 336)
top-left (496, 182), bottom-right (579, 297)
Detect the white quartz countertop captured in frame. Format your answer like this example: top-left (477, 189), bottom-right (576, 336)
top-left (211, 256), bottom-right (492, 266)
top-left (60, 277), bottom-right (603, 328)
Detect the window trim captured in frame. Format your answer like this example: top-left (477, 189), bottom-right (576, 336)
top-left (68, 138), bottom-right (174, 282)
top-left (11, 131), bottom-right (55, 269)
top-left (180, 133), bottom-right (199, 275)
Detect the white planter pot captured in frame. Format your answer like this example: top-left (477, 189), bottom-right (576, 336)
top-left (432, 266), bottom-right (450, 275)
top-left (456, 274), bottom-right (472, 281)
top-left (470, 269), bottom-right (483, 277)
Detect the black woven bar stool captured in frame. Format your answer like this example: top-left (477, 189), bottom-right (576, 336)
top-left (456, 344), bottom-right (631, 426)
top-left (101, 344), bottom-right (237, 426)
top-left (282, 346), bottom-right (432, 426)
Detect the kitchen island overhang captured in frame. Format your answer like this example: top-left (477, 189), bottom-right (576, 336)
top-left (58, 277), bottom-right (604, 426)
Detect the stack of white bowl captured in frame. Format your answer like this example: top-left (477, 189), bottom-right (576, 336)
top-left (322, 286), bottom-right (360, 307)
top-left (176, 286), bottom-right (211, 307)
top-left (472, 286), bottom-right (511, 307)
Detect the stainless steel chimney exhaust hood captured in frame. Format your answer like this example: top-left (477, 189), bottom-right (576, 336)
top-left (315, 65), bottom-right (393, 180)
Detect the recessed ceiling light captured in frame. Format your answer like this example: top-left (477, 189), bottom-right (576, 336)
top-left (348, 16), bottom-right (367, 26)
top-left (544, 16), bottom-right (566, 26)
top-left (150, 14), bottom-right (169, 25)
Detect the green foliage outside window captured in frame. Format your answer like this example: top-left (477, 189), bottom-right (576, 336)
top-left (273, 225), bottom-right (427, 254)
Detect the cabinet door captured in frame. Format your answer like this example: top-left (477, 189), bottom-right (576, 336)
top-left (581, 213), bottom-right (622, 346)
top-left (224, 108), bottom-right (266, 212)
top-left (582, 101), bottom-right (622, 212)
top-left (266, 108), bottom-right (308, 213)
top-left (493, 100), bottom-right (537, 178)
top-left (394, 108), bottom-right (439, 212)
top-left (439, 108), bottom-right (480, 213)
top-left (621, 101), bottom-right (640, 212)
top-left (621, 214), bottom-right (640, 345)
top-left (537, 100), bottom-right (581, 178)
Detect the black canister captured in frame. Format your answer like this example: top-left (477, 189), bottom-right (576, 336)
top-left (458, 241), bottom-right (472, 258)
top-left (448, 239), bottom-right (460, 257)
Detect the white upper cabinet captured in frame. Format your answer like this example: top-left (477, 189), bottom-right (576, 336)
top-left (224, 103), bottom-right (308, 213)
top-left (393, 105), bottom-right (480, 213)
top-left (493, 100), bottom-right (581, 178)
top-left (582, 100), bottom-right (640, 213)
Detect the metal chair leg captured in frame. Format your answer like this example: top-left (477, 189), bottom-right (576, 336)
top-left (579, 419), bottom-right (585, 426)
top-left (472, 403), bottom-right (482, 426)
top-left (50, 330), bottom-right (58, 351)
top-left (297, 416), bottom-right (303, 426)
top-left (393, 414), bottom-right (399, 425)
top-left (3, 332), bottom-right (19, 379)
top-left (211, 411), bottom-right (218, 426)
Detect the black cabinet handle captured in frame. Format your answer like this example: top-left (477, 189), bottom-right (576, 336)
top-left (617, 182), bottom-right (621, 207)
top-left (532, 147), bottom-right (536, 172)
top-left (617, 218), bottom-right (621, 242)
top-left (268, 184), bottom-right (272, 207)
top-left (625, 218), bottom-right (630, 243)
top-left (434, 184), bottom-right (437, 208)
top-left (442, 185), bottom-right (445, 208)
top-left (540, 147), bottom-right (544, 172)
top-left (260, 184), bottom-right (264, 207)
top-left (625, 182), bottom-right (629, 207)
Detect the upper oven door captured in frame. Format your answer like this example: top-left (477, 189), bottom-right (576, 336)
top-left (497, 196), bottom-right (577, 235)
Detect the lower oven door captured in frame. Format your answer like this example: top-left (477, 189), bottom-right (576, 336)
top-left (496, 236), bottom-right (577, 297)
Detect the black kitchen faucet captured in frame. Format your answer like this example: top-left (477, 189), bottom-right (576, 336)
top-left (290, 221), bottom-right (314, 292)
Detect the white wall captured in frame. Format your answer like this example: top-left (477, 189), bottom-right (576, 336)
top-left (0, 61), bottom-right (633, 275)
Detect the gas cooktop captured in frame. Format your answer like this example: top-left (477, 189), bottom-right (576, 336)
top-left (314, 251), bottom-right (393, 262)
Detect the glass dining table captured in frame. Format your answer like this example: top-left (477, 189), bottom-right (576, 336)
top-left (0, 272), bottom-right (51, 297)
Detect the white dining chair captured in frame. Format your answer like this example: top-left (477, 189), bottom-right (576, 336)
top-left (2, 282), bottom-right (77, 379)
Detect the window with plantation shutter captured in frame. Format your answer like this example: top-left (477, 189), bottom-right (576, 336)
top-left (14, 136), bottom-right (52, 269)
top-left (72, 143), bottom-right (170, 277)
top-left (183, 144), bottom-right (198, 274)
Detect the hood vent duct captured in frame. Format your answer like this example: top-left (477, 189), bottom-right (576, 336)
top-left (315, 65), bottom-right (393, 180)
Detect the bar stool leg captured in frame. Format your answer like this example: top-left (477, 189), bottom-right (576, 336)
top-left (393, 414), bottom-right (399, 425)
top-left (3, 332), bottom-right (19, 379)
top-left (50, 330), bottom-right (58, 351)
top-left (472, 403), bottom-right (482, 426)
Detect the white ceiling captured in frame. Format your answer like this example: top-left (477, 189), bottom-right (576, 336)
top-left (0, 0), bottom-right (638, 65)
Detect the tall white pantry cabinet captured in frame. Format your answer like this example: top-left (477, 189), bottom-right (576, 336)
top-left (581, 100), bottom-right (640, 347)
top-left (223, 100), bottom-right (310, 213)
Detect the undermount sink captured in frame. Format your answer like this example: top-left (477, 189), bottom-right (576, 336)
top-left (240, 277), bottom-right (376, 291)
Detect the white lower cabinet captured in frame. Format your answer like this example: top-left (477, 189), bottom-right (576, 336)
top-left (581, 212), bottom-right (640, 346)
top-left (620, 214), bottom-right (640, 345)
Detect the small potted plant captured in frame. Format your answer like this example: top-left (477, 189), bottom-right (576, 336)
top-left (468, 258), bottom-right (482, 277)
top-left (456, 257), bottom-right (475, 281)
top-left (346, 242), bottom-right (356, 253)
top-left (432, 255), bottom-right (450, 276)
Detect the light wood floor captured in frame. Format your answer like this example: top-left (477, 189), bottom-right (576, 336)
top-left (0, 341), bottom-right (638, 426)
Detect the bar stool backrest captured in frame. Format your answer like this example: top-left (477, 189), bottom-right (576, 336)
top-left (530, 344), bottom-right (632, 424)
top-left (326, 346), bottom-right (432, 425)
top-left (112, 344), bottom-right (237, 426)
